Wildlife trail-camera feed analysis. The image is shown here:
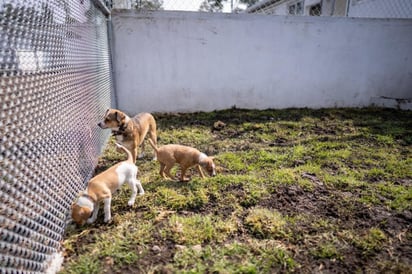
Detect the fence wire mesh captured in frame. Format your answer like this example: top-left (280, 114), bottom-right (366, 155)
top-left (114, 0), bottom-right (412, 19)
top-left (0, 0), bottom-right (113, 272)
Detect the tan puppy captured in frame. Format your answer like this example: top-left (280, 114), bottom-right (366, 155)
top-left (148, 139), bottom-right (216, 182)
top-left (71, 143), bottom-right (144, 225)
top-left (98, 108), bottom-right (157, 162)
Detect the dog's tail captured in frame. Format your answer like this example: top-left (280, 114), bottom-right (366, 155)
top-left (115, 143), bottom-right (134, 163)
top-left (147, 139), bottom-right (159, 154)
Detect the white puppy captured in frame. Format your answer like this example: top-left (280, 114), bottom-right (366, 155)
top-left (71, 143), bottom-right (144, 225)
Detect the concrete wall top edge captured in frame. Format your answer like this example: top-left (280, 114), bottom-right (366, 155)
top-left (111, 9), bottom-right (412, 25)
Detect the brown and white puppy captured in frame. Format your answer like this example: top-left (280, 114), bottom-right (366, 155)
top-left (71, 143), bottom-right (144, 226)
top-left (98, 108), bottom-right (157, 162)
top-left (148, 139), bottom-right (216, 182)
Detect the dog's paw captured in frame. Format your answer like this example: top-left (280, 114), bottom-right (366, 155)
top-left (139, 191), bottom-right (145, 196)
top-left (104, 217), bottom-right (112, 223)
top-left (138, 153), bottom-right (145, 159)
top-left (128, 200), bottom-right (135, 206)
top-left (87, 218), bottom-right (96, 224)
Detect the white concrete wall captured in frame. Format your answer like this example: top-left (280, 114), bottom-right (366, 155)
top-left (111, 10), bottom-right (412, 113)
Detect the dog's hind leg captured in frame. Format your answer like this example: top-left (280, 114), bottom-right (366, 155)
top-left (136, 179), bottom-right (145, 195)
top-left (131, 178), bottom-right (144, 198)
top-left (163, 164), bottom-right (175, 180)
top-left (127, 180), bottom-right (138, 206)
top-left (180, 166), bottom-right (190, 182)
top-left (139, 141), bottom-right (146, 159)
top-left (159, 163), bottom-right (167, 179)
top-left (149, 126), bottom-right (157, 160)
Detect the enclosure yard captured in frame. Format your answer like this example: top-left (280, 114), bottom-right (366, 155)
top-left (61, 108), bottom-right (411, 273)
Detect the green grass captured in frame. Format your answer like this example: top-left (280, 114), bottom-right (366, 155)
top-left (170, 240), bottom-right (298, 273)
top-left (244, 207), bottom-right (288, 239)
top-left (60, 108), bottom-right (412, 273)
top-left (353, 228), bottom-right (387, 256)
top-left (162, 214), bottom-right (237, 245)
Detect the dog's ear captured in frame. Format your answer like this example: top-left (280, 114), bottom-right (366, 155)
top-left (115, 111), bottom-right (125, 123)
top-left (102, 109), bottom-right (110, 118)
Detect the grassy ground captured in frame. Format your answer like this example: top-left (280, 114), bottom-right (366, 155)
top-left (61, 108), bottom-right (411, 273)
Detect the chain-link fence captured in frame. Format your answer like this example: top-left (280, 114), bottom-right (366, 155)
top-left (114, 0), bottom-right (412, 19)
top-left (0, 0), bottom-right (113, 272)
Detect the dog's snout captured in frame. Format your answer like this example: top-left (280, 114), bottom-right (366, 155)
top-left (97, 122), bottom-right (105, 128)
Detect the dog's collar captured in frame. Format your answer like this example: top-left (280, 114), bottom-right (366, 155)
top-left (112, 121), bottom-right (129, 136)
top-left (112, 130), bottom-right (123, 136)
top-left (198, 153), bottom-right (208, 163)
top-left (76, 193), bottom-right (95, 210)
